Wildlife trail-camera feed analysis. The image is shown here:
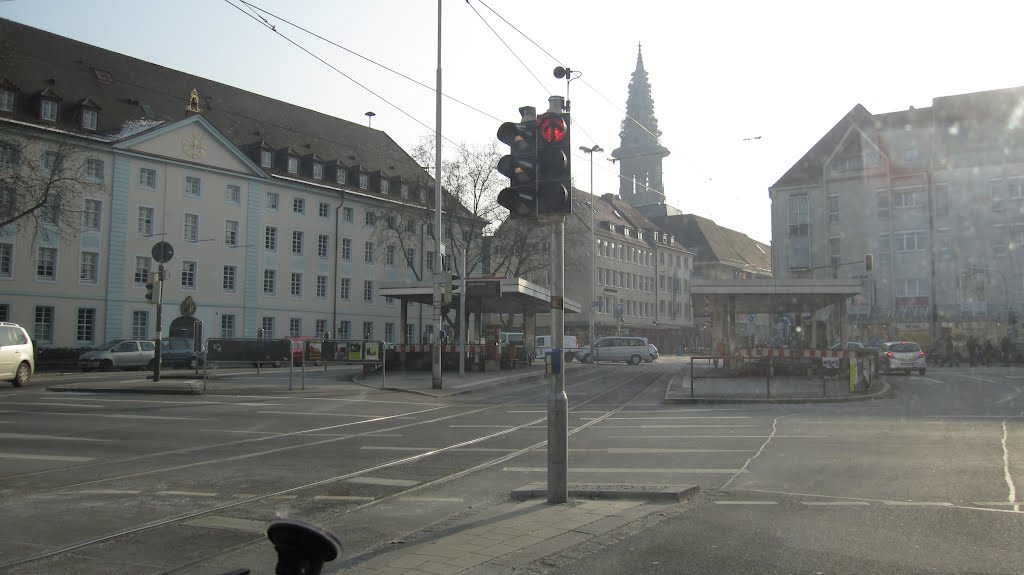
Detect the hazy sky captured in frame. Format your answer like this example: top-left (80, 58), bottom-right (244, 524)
top-left (4, 0), bottom-right (1024, 243)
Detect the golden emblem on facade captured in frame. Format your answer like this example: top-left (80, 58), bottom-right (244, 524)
top-left (186, 89), bottom-right (202, 113)
top-left (180, 296), bottom-right (197, 317)
top-left (182, 131), bottom-right (206, 160)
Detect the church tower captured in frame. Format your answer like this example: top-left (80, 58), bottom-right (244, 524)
top-left (611, 44), bottom-right (670, 206)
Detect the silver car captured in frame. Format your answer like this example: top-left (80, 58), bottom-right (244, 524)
top-left (0, 322), bottom-right (34, 387)
top-left (880, 341), bottom-right (927, 375)
top-left (579, 336), bottom-right (649, 365)
top-left (79, 340), bottom-right (157, 372)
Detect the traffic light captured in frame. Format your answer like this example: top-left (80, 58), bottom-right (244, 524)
top-left (144, 271), bottom-right (161, 304)
top-left (865, 253), bottom-right (873, 272)
top-left (536, 111), bottom-right (571, 214)
top-left (496, 106), bottom-right (538, 219)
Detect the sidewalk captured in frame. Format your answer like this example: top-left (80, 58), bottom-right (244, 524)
top-left (352, 363), bottom-right (578, 397)
top-left (664, 364), bottom-right (891, 404)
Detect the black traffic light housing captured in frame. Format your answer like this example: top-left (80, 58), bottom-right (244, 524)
top-left (536, 111), bottom-right (571, 215)
top-left (144, 271), bottom-right (160, 304)
top-left (496, 106), bottom-right (538, 219)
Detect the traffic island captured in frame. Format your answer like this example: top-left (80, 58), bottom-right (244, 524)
top-left (663, 369), bottom-right (892, 404)
top-left (511, 483), bottom-right (700, 503)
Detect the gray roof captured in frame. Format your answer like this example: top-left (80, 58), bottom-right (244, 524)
top-left (771, 104), bottom-right (873, 190)
top-left (0, 18), bottom-right (436, 200)
top-left (649, 213), bottom-right (771, 275)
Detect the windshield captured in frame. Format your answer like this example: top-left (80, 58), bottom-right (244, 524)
top-left (5, 4), bottom-right (1024, 575)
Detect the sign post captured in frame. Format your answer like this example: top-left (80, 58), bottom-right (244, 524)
top-left (151, 241), bottom-right (174, 382)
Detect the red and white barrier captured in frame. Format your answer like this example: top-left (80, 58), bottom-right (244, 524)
top-left (394, 344), bottom-right (481, 353)
top-left (738, 348), bottom-right (851, 359)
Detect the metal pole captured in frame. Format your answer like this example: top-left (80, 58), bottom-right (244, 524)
top-left (549, 215), bottom-right (568, 504)
top-left (459, 245), bottom-right (466, 376)
top-left (154, 265), bottom-right (164, 382)
top-left (432, 0), bottom-right (443, 390)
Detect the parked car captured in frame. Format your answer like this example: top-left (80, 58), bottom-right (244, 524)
top-left (535, 335), bottom-right (579, 363)
top-left (578, 336), bottom-right (649, 365)
top-left (0, 322), bottom-right (34, 387)
top-left (646, 343), bottom-right (659, 362)
top-left (878, 341), bottom-right (927, 375)
top-left (79, 340), bottom-right (157, 372)
top-left (160, 338), bottom-right (202, 369)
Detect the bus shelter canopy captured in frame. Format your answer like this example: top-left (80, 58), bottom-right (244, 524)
top-left (690, 279), bottom-right (864, 315)
top-left (378, 277), bottom-right (581, 316)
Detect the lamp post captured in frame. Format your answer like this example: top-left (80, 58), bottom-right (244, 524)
top-left (580, 144), bottom-right (603, 346)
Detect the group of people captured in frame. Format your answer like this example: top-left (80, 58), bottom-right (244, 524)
top-left (934, 335), bottom-right (1015, 367)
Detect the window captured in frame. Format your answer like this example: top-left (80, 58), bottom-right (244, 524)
top-left (139, 168), bottom-right (157, 190)
top-left (406, 248), bottom-right (415, 267)
top-left (896, 278), bottom-right (926, 297)
top-left (787, 195), bottom-right (809, 237)
top-left (221, 314), bottom-right (235, 338)
top-left (878, 234), bottom-right (891, 266)
top-left (265, 226), bottom-right (278, 251)
top-left (131, 310), bottom-right (148, 340)
top-left (894, 230), bottom-right (927, 252)
top-left (43, 150), bottom-right (61, 175)
top-left (0, 305), bottom-right (7, 322)
top-left (313, 162), bottom-right (324, 180)
top-left (81, 109), bottom-right (98, 130)
top-left (290, 272), bottom-right (302, 296)
top-left (828, 194), bottom-right (839, 224)
top-left (343, 207), bottom-right (353, 222)
top-left (830, 237), bottom-right (841, 266)
top-left (877, 189), bottom-right (890, 220)
top-left (260, 150), bottom-right (272, 168)
top-left (0, 89), bottom-right (13, 112)
top-left (362, 321), bottom-right (374, 339)
top-left (406, 323), bottom-right (416, 343)
top-left (365, 211), bottom-right (376, 226)
top-left (292, 230), bottom-right (304, 255)
top-left (34, 306), bottom-right (54, 343)
top-left (77, 308), bottom-right (96, 343)
top-left (36, 247), bottom-right (56, 279)
top-left (359, 173), bottom-right (369, 189)
top-left (1010, 177), bottom-right (1024, 200)
top-left (364, 241), bottom-right (375, 263)
top-left (426, 251), bottom-right (434, 272)
top-left (341, 238), bottom-right (352, 261)
top-left (223, 265), bottom-right (237, 291)
top-left (80, 251), bottom-right (98, 283)
top-left (316, 234), bottom-right (329, 258)
top-left (384, 322), bottom-right (395, 343)
top-left (991, 179), bottom-right (1005, 211)
top-left (263, 269), bottom-right (276, 294)
top-left (266, 192), bottom-right (279, 210)
top-left (386, 214), bottom-right (397, 228)
top-left (401, 184), bottom-right (409, 199)
top-left (418, 188), bottom-right (426, 202)
top-left (994, 238), bottom-right (1009, 257)
top-left (363, 280), bottom-right (374, 303)
top-left (137, 206), bottom-right (154, 236)
top-left (315, 319), bottom-right (327, 338)
top-left (893, 186), bottom-right (924, 208)
top-left (319, 202), bottom-right (329, 218)
top-left (287, 156), bottom-right (298, 174)
top-left (183, 213), bottom-right (199, 242)
top-left (0, 243), bottom-right (11, 277)
top-left (336, 169), bottom-right (347, 185)
top-left (338, 320), bottom-right (351, 340)
top-left (181, 261), bottom-right (196, 288)
top-left (134, 256), bottom-right (151, 284)
top-left (261, 317), bottom-right (275, 338)
top-left (83, 199), bottom-right (102, 230)
top-left (226, 184), bottom-right (241, 204)
top-left (86, 158), bottom-right (104, 181)
top-left (934, 183), bottom-right (949, 217)
top-left (339, 277), bottom-right (351, 300)
top-left (225, 220), bottom-right (239, 246)
top-left (184, 176), bottom-right (201, 198)
top-left (293, 197), bottom-right (305, 214)
top-left (380, 179), bottom-right (390, 195)
top-left (386, 245), bottom-right (396, 266)
top-left (289, 318), bottom-right (302, 337)
top-left (41, 99), bottom-right (58, 121)
top-left (0, 143), bottom-right (17, 167)
top-left (316, 275), bottom-right (327, 298)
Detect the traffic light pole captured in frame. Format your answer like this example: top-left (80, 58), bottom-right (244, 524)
top-left (548, 218), bottom-right (568, 504)
top-left (153, 264), bottom-right (164, 382)
top-left (432, 0), bottom-right (443, 390)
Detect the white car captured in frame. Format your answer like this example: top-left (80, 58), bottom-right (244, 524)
top-left (879, 341), bottom-right (927, 375)
top-left (79, 340), bottom-right (157, 372)
top-left (0, 322), bottom-right (34, 387)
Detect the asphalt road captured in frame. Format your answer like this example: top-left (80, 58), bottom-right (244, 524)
top-left (4, 361), bottom-right (1024, 574)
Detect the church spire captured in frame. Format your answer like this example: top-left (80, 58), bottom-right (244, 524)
top-left (611, 43), bottom-right (670, 206)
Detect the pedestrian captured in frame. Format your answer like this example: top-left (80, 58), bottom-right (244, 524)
top-left (942, 336), bottom-right (960, 367)
top-left (967, 335), bottom-right (978, 367)
top-left (1001, 335), bottom-right (1012, 366)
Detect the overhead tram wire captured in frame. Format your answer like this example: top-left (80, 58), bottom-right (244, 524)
top-left (237, 0), bottom-right (502, 124)
top-left (465, 1), bottom-right (550, 94)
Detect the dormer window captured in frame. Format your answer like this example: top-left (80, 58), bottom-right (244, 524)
top-left (0, 86), bottom-right (14, 112)
top-left (287, 156), bottom-right (298, 174)
top-left (418, 187), bottom-right (426, 202)
top-left (608, 222), bottom-right (615, 231)
top-left (40, 99), bottom-right (58, 121)
top-left (335, 166), bottom-right (347, 184)
top-left (81, 109), bottom-right (97, 130)
top-left (380, 178), bottom-right (390, 194)
top-left (359, 173), bottom-right (369, 190)
top-left (313, 162), bottom-right (324, 180)
top-left (401, 183), bottom-right (410, 199)
top-left (260, 150), bottom-right (272, 168)
top-left (624, 228), bottom-right (631, 237)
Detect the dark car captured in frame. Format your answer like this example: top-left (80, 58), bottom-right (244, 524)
top-left (160, 338), bottom-right (202, 369)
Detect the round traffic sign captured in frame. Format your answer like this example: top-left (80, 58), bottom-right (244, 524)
top-left (152, 241), bottom-right (174, 263)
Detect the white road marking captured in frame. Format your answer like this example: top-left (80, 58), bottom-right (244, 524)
top-left (156, 490), bottom-right (218, 497)
top-left (313, 495), bottom-right (375, 501)
top-left (0, 401), bottom-right (104, 408)
top-left (584, 416), bottom-right (751, 420)
top-left (722, 414), bottom-right (786, 490)
top-left (802, 501), bottom-right (870, 506)
top-left (343, 476), bottom-right (420, 487)
top-left (594, 425), bottom-right (758, 429)
top-left (1002, 420), bottom-right (1019, 512)
top-left (449, 425), bottom-right (515, 428)
top-left (271, 495), bottom-right (298, 500)
top-left (910, 376), bottom-right (945, 384)
top-left (964, 374), bottom-right (999, 384)
top-left (78, 489), bottom-right (142, 495)
top-left (972, 502), bottom-right (1024, 506)
top-left (603, 448), bottom-right (753, 454)
top-left (883, 501), bottom-right (953, 506)
top-left (503, 467), bottom-right (746, 474)
top-left (608, 435), bottom-right (827, 439)
top-left (715, 500), bottom-right (777, 505)
top-left (0, 433), bottom-right (111, 442)
top-left (38, 397), bottom-right (285, 407)
top-left (0, 452), bottom-right (94, 462)
top-left (397, 496), bottom-right (464, 502)
top-left (364, 433), bottom-right (404, 437)
top-left (0, 410), bottom-right (210, 421)
top-left (360, 446), bottom-right (435, 451)
top-left (184, 516), bottom-right (266, 533)
top-left (258, 411), bottom-right (414, 418)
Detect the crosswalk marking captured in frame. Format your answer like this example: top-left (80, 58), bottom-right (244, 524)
top-left (503, 467), bottom-right (746, 474)
top-left (78, 489), bottom-right (142, 495)
top-left (802, 501), bottom-right (870, 506)
top-left (314, 495), bottom-right (375, 501)
top-left (344, 476), bottom-right (420, 487)
top-left (156, 490), bottom-right (218, 497)
top-left (0, 433), bottom-right (111, 442)
top-left (715, 501), bottom-right (777, 505)
top-left (883, 501), bottom-right (953, 506)
top-left (0, 452), bottom-right (94, 462)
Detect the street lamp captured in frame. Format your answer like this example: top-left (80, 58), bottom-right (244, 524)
top-left (580, 144), bottom-right (603, 346)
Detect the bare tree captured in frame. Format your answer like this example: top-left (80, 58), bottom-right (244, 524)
top-left (0, 135), bottom-right (106, 244)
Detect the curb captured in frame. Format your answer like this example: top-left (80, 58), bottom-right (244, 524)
top-left (510, 483), bottom-right (700, 503)
top-left (351, 370), bottom-right (553, 398)
top-left (47, 384), bottom-right (200, 395)
top-left (663, 380), bottom-right (892, 404)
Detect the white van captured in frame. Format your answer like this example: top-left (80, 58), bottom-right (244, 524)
top-left (535, 335), bottom-right (579, 363)
top-left (0, 322), bottom-right (34, 387)
top-left (578, 336), bottom-right (649, 365)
